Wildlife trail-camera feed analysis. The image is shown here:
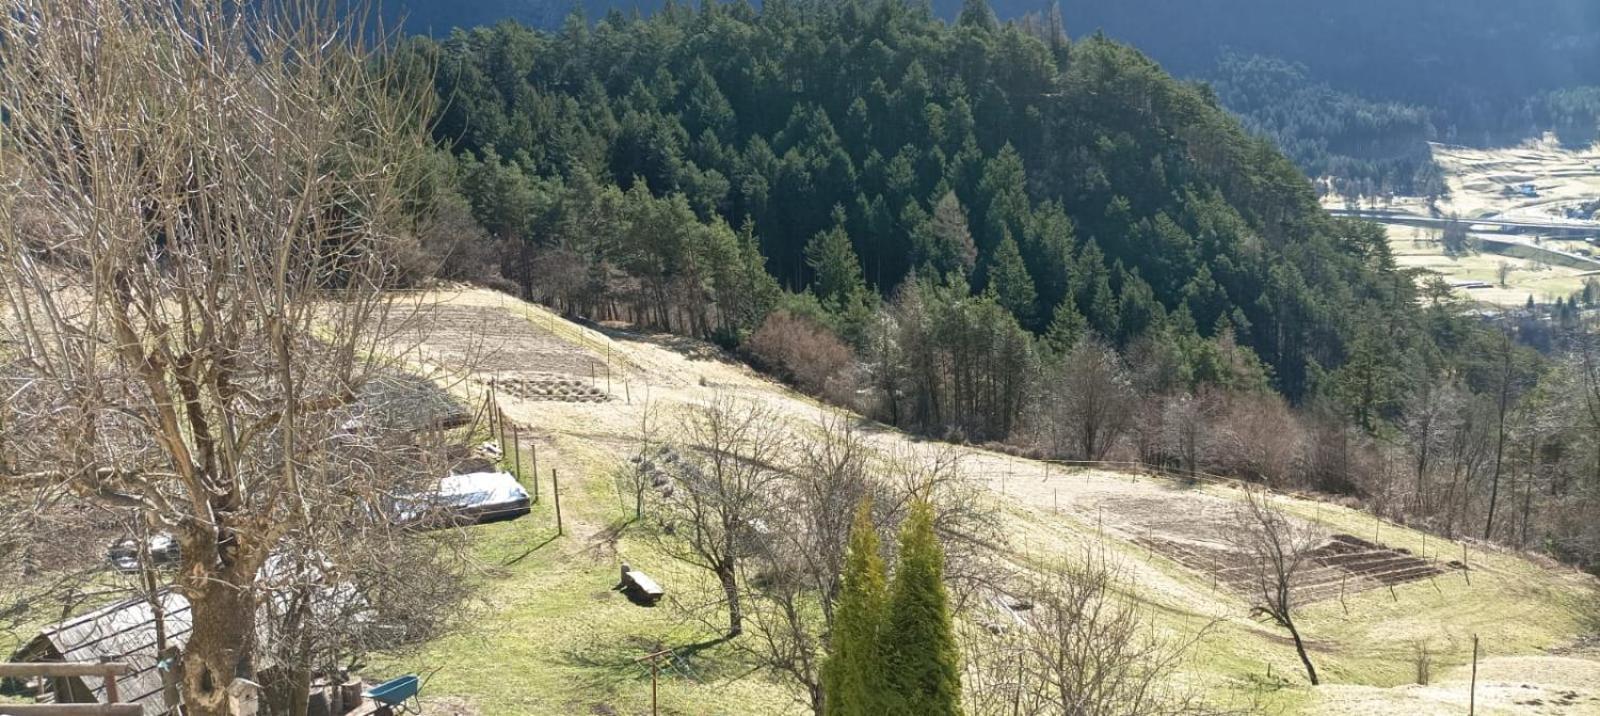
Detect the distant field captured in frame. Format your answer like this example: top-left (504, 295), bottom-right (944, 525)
top-left (1383, 222), bottom-right (1593, 306)
top-left (1329, 136), bottom-right (1600, 306)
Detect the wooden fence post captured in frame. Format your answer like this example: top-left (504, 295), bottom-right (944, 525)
top-left (1469, 634), bottom-right (1479, 715)
top-left (531, 444), bottom-right (540, 503)
top-left (553, 468), bottom-right (564, 536)
top-left (512, 423), bottom-right (522, 481)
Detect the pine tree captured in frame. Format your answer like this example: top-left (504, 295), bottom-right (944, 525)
top-left (957, 0), bottom-right (998, 32)
top-left (882, 500), bottom-right (962, 716)
top-left (822, 499), bottom-right (888, 716)
top-left (806, 205), bottom-right (869, 315)
top-left (913, 191), bottom-right (978, 278)
top-left (1044, 293), bottom-right (1088, 355)
top-left (987, 232), bottom-right (1038, 326)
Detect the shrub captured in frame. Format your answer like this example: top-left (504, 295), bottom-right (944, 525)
top-left (745, 310), bottom-right (861, 406)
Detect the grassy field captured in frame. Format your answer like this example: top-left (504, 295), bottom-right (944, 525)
top-left (359, 289), bottom-right (1599, 715)
top-left (1384, 222), bottom-right (1593, 305)
top-left (8, 288), bottom-right (1596, 715)
top-left (1329, 137), bottom-right (1600, 307)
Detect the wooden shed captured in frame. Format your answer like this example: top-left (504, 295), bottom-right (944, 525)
top-left (6, 591), bottom-right (190, 715)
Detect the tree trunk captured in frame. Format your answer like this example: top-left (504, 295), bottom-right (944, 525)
top-left (716, 562), bottom-right (743, 637)
top-left (1485, 336), bottom-right (1512, 540)
top-left (287, 666), bottom-right (313, 716)
top-left (182, 578), bottom-right (259, 716)
top-left (1283, 617), bottom-right (1320, 686)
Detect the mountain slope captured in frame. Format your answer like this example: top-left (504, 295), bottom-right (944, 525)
top-left (397, 5), bottom-right (1424, 404)
top-left (369, 287), bottom-right (1600, 715)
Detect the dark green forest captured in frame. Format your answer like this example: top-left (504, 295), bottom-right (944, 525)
top-left (379, 0), bottom-right (1600, 196)
top-left (1205, 52), bottom-right (1446, 199)
top-left (398, 0), bottom-right (1421, 400)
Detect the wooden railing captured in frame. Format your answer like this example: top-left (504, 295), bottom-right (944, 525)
top-left (0, 663), bottom-right (141, 716)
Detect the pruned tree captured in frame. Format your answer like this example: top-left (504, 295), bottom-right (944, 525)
top-left (740, 413), bottom-right (875, 714)
top-left (620, 396), bottom-right (664, 520)
top-left (0, 1), bottom-right (466, 714)
top-left (1222, 488), bottom-right (1323, 685)
top-left (726, 414), bottom-right (1006, 715)
top-left (651, 396), bottom-right (790, 638)
top-left (964, 552), bottom-right (1234, 716)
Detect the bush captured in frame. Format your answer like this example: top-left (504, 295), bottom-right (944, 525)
top-left (744, 310), bottom-right (860, 406)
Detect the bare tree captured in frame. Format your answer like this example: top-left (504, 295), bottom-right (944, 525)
top-left (0, 1), bottom-right (457, 714)
top-left (651, 396), bottom-right (790, 638)
top-left (749, 422), bottom-right (1008, 714)
top-left (620, 396), bottom-right (664, 520)
top-left (1222, 488), bottom-right (1323, 686)
top-left (964, 552), bottom-right (1234, 716)
top-left (739, 413), bottom-right (873, 714)
top-left (1213, 391), bottom-right (1304, 488)
top-left (1041, 337), bottom-right (1136, 461)
top-left (1160, 390), bottom-right (1221, 478)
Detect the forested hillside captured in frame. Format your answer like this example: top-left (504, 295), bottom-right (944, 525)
top-left (398, 0), bottom-right (1416, 402)
top-left (1062, 0), bottom-right (1600, 192)
top-left (380, 0), bottom-right (1600, 194)
top-left (1206, 52), bottom-right (1446, 198)
top-left (1059, 0), bottom-right (1600, 129)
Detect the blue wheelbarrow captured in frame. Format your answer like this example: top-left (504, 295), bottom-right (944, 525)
top-left (364, 674), bottom-right (422, 714)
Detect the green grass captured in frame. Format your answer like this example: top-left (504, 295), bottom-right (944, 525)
top-left (978, 480), bottom-right (1597, 714)
top-left (365, 434), bottom-right (802, 715)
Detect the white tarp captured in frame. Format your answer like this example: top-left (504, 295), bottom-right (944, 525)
top-left (394, 471), bottom-right (530, 526)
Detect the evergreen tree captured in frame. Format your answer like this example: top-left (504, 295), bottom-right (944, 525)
top-left (1115, 270), bottom-right (1165, 345)
top-left (882, 500), bottom-right (962, 716)
top-left (822, 499), bottom-right (888, 716)
top-left (956, 0), bottom-right (998, 32)
top-left (806, 206), bottom-right (869, 314)
top-left (1044, 293), bottom-right (1088, 355)
top-left (1182, 265), bottom-right (1231, 334)
top-left (987, 232), bottom-right (1038, 326)
top-left (912, 191), bottom-right (978, 279)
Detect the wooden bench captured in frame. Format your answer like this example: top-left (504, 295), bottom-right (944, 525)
top-left (619, 565), bottom-right (665, 605)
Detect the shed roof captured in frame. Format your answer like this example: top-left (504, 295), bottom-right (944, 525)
top-left (13, 590), bottom-right (190, 714)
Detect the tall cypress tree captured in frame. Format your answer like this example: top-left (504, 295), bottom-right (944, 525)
top-left (822, 499), bottom-right (888, 716)
top-left (882, 500), bottom-right (962, 716)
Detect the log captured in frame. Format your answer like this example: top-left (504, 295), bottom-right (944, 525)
top-left (0, 664), bottom-right (130, 679)
top-left (0, 706), bottom-right (144, 716)
top-left (339, 679), bottom-right (363, 714)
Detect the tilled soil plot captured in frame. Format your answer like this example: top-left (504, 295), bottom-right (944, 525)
top-left (1133, 532), bottom-right (1455, 604)
top-left (1076, 490), bottom-right (1455, 603)
top-left (396, 302), bottom-right (608, 379)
